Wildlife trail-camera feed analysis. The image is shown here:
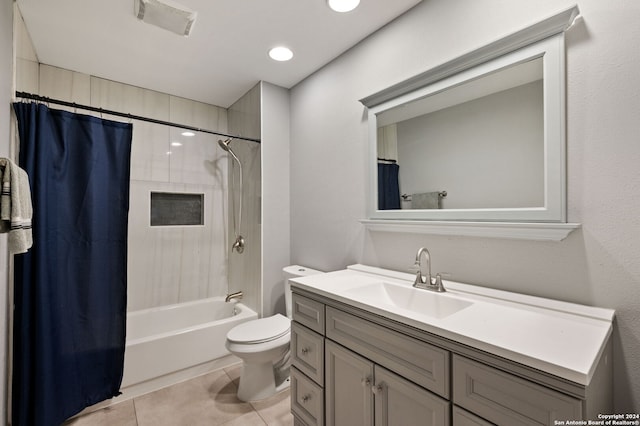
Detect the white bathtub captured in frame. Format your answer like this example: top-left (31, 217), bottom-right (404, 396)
top-left (121, 297), bottom-right (258, 388)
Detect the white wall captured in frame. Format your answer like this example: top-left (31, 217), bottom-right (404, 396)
top-left (290, 0), bottom-right (640, 411)
top-left (0, 0), bottom-right (12, 421)
top-left (260, 82), bottom-right (291, 317)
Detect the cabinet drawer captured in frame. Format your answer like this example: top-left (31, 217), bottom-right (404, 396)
top-left (291, 366), bottom-right (324, 426)
top-left (453, 355), bottom-right (582, 426)
top-left (292, 322), bottom-right (324, 385)
top-left (292, 293), bottom-right (325, 334)
top-left (453, 406), bottom-right (494, 426)
top-left (326, 306), bottom-right (450, 398)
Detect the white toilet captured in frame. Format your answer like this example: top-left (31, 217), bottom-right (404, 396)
top-left (225, 265), bottom-right (323, 401)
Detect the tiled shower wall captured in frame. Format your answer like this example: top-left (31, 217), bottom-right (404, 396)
top-left (14, 13), bottom-right (249, 312)
top-left (227, 84), bottom-right (262, 315)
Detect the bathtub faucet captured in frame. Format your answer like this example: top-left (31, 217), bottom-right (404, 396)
top-left (225, 291), bottom-right (244, 302)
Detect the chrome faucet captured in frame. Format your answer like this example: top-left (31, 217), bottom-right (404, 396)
top-left (225, 291), bottom-right (244, 302)
top-left (412, 247), bottom-right (446, 292)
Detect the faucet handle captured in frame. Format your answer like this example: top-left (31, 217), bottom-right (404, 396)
top-left (433, 273), bottom-right (447, 292)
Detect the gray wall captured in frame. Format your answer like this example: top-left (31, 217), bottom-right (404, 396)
top-left (290, 0), bottom-right (640, 411)
top-left (397, 81), bottom-right (544, 209)
top-left (0, 0), bottom-right (12, 421)
top-left (260, 82), bottom-right (291, 317)
top-left (227, 84), bottom-right (262, 314)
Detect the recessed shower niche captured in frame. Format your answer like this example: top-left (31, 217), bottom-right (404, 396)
top-left (150, 191), bottom-right (204, 226)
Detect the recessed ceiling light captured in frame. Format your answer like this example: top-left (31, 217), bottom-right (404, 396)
top-left (181, 131), bottom-right (195, 137)
top-left (327, 0), bottom-right (360, 13)
top-left (171, 142), bottom-right (183, 146)
top-left (269, 46), bottom-right (294, 62)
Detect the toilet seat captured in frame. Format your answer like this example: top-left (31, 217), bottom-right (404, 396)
top-left (227, 314), bottom-right (290, 344)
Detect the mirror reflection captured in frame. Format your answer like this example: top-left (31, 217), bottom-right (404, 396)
top-left (376, 57), bottom-right (544, 211)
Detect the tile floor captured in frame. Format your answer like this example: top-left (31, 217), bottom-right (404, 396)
top-left (64, 364), bottom-right (294, 426)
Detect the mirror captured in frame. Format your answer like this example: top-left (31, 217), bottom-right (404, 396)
top-left (362, 30), bottom-right (569, 223)
top-left (378, 57), bottom-right (543, 211)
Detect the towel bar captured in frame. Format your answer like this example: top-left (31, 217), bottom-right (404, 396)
top-left (401, 191), bottom-right (447, 202)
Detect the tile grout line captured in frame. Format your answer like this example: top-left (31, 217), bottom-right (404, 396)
top-left (249, 400), bottom-right (269, 426)
top-left (220, 366), bottom-right (268, 426)
top-left (132, 397), bottom-right (140, 426)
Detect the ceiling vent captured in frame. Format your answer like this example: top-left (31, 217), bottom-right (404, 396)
top-left (134, 0), bottom-right (197, 37)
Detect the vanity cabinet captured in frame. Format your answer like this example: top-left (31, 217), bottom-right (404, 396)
top-left (290, 289), bottom-right (612, 426)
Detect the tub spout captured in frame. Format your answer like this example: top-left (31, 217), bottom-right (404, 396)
top-left (225, 291), bottom-right (243, 302)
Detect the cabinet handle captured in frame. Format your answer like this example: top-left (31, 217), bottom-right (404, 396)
top-left (301, 394), bottom-right (311, 403)
top-left (301, 347), bottom-right (310, 355)
top-left (361, 377), bottom-right (372, 387)
top-left (372, 383), bottom-right (385, 395)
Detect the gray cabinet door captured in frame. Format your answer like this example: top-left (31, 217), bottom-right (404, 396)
top-left (374, 366), bottom-right (450, 426)
top-left (325, 340), bottom-right (374, 426)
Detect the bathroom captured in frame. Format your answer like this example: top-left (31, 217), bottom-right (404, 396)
top-left (0, 0), bottom-right (639, 424)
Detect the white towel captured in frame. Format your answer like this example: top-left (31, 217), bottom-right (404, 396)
top-left (0, 158), bottom-right (33, 254)
top-left (410, 192), bottom-right (442, 209)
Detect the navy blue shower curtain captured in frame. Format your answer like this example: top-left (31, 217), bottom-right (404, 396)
top-left (12, 102), bottom-right (133, 426)
top-left (377, 162), bottom-right (401, 210)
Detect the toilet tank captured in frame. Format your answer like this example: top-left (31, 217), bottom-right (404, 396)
top-left (283, 265), bottom-right (323, 318)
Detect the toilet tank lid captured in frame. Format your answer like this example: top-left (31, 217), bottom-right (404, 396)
top-left (283, 265), bottom-right (323, 278)
top-left (227, 314), bottom-right (290, 344)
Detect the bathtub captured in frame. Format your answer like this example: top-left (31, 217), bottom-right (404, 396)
top-left (121, 297), bottom-right (258, 388)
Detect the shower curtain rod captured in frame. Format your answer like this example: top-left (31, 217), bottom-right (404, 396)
top-left (14, 91), bottom-right (261, 143)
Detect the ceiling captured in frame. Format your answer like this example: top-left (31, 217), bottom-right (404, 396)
top-left (17, 0), bottom-right (421, 108)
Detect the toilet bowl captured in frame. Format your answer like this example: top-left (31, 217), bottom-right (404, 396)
top-left (225, 265), bottom-right (323, 401)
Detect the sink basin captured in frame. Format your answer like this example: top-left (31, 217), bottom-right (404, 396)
top-left (342, 281), bottom-right (473, 320)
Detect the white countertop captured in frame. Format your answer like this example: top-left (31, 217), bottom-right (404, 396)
top-left (290, 264), bottom-right (614, 386)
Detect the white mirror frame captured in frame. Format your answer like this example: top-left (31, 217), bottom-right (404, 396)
top-left (359, 5), bottom-right (582, 240)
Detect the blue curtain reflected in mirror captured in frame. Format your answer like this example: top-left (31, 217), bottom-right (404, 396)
top-left (377, 161), bottom-right (400, 210)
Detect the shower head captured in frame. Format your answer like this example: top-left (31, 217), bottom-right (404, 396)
top-left (218, 138), bottom-right (241, 166)
top-left (218, 138), bottom-right (233, 152)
